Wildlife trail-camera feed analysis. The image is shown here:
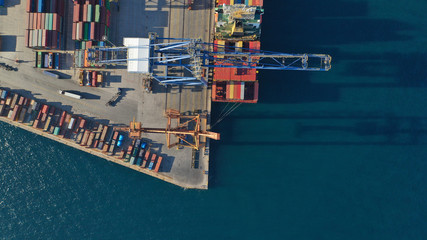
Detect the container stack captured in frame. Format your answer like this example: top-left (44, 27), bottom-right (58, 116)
top-left (72, 0), bottom-right (111, 50)
top-left (24, 0), bottom-right (65, 49)
top-left (0, 88), bottom-right (164, 172)
top-left (212, 0), bottom-right (264, 103)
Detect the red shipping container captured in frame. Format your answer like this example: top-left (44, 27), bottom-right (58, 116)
top-left (37, 13), bottom-right (41, 29)
top-left (90, 22), bottom-right (95, 40)
top-left (78, 22), bottom-right (83, 40)
top-left (72, 22), bottom-right (77, 40)
top-left (41, 13), bottom-right (45, 30)
top-left (32, 12), bottom-right (36, 29)
top-left (86, 41), bottom-right (92, 49)
top-left (217, 0), bottom-right (230, 4)
top-left (83, 4), bottom-right (88, 22)
top-left (234, 82), bottom-right (240, 100)
top-left (73, 3), bottom-right (79, 22)
top-left (52, 13), bottom-right (58, 31)
top-left (26, 0), bottom-right (31, 12)
top-left (251, 0), bottom-right (264, 7)
top-left (106, 10), bottom-right (110, 27)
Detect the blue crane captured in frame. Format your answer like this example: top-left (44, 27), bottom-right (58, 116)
top-left (86, 33), bottom-right (331, 86)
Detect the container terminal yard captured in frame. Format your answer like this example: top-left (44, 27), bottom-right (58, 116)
top-left (0, 0), bottom-right (331, 189)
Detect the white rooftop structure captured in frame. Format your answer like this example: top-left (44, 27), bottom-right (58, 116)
top-left (123, 38), bottom-right (151, 73)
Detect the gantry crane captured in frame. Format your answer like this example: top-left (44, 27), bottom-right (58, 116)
top-left (114, 110), bottom-right (220, 150)
top-left (85, 33), bottom-right (332, 86)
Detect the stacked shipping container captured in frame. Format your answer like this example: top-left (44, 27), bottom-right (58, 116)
top-left (212, 1), bottom-right (264, 103)
top-left (216, 0), bottom-right (263, 6)
top-left (72, 0), bottom-right (111, 50)
top-left (25, 0), bottom-right (65, 49)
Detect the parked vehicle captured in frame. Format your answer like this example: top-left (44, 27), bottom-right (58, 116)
top-left (117, 134), bottom-right (123, 147)
top-left (79, 70), bottom-right (84, 86)
top-left (54, 53), bottom-right (60, 69)
top-left (86, 71), bottom-right (91, 86)
top-left (58, 90), bottom-right (82, 99)
top-left (92, 71), bottom-right (97, 87)
top-left (48, 53), bottom-right (53, 69)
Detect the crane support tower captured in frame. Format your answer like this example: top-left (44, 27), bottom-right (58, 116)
top-left (114, 110), bottom-right (219, 150)
top-left (86, 33), bottom-right (332, 86)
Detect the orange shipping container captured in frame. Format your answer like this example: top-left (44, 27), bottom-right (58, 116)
top-left (154, 156), bottom-right (163, 172)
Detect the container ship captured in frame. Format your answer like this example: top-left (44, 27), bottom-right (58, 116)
top-left (212, 0), bottom-right (264, 103)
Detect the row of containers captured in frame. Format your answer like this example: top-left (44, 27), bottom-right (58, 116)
top-left (216, 0), bottom-right (263, 5)
top-left (212, 0), bottom-right (264, 103)
top-left (72, 0), bottom-right (111, 50)
top-left (25, 0), bottom-right (65, 49)
top-left (26, 0), bottom-right (66, 15)
top-left (0, 89), bottom-right (163, 173)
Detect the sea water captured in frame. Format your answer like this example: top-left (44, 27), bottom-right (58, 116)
top-left (1, 0), bottom-right (427, 239)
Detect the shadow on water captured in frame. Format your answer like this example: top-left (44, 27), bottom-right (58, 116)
top-left (262, 0), bottom-right (410, 51)
top-left (258, 0), bottom-right (424, 104)
top-left (215, 113), bottom-right (427, 146)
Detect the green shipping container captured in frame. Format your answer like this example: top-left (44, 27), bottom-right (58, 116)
top-left (49, 13), bottom-right (53, 31)
top-left (95, 5), bottom-right (100, 22)
top-left (106, 0), bottom-right (110, 10)
top-left (54, 126), bottom-right (60, 135)
top-left (84, 23), bottom-right (89, 41)
top-left (37, 52), bottom-right (42, 68)
top-left (44, 14), bottom-right (49, 30)
top-left (88, 5), bottom-right (92, 22)
top-left (81, 41), bottom-right (85, 50)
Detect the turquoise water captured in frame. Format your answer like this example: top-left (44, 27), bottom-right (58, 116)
top-left (1, 0), bottom-right (427, 239)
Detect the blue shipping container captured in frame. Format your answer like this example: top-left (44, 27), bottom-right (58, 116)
top-left (54, 53), bottom-right (60, 69)
top-left (0, 0), bottom-right (5, 8)
top-left (1, 90), bottom-right (7, 99)
top-left (38, 0), bottom-right (43, 12)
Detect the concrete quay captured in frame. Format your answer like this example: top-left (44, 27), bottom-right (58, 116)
top-left (0, 0), bottom-right (216, 189)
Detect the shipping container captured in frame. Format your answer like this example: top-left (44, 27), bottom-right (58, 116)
top-left (142, 150), bottom-right (150, 168)
top-left (44, 116), bottom-right (52, 131)
top-left (87, 132), bottom-right (96, 147)
top-left (81, 130), bottom-right (90, 146)
top-left (100, 125), bottom-right (109, 141)
top-left (102, 143), bottom-right (109, 152)
top-left (148, 154), bottom-right (157, 170)
top-left (154, 156), bottom-right (163, 172)
top-left (95, 5), bottom-right (100, 22)
top-left (83, 4), bottom-right (88, 22)
top-left (53, 126), bottom-right (60, 135)
top-left (87, 4), bottom-right (92, 22)
top-left (10, 94), bottom-right (19, 108)
top-left (68, 117), bottom-right (76, 130)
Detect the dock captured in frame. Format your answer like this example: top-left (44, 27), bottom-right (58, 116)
top-left (0, 0), bottom-right (215, 189)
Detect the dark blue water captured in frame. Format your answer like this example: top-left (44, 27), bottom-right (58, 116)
top-left (1, 0), bottom-right (427, 239)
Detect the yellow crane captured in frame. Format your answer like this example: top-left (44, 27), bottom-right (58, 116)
top-left (114, 110), bottom-right (220, 150)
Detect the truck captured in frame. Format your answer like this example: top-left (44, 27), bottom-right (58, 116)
top-left (58, 90), bottom-right (82, 99)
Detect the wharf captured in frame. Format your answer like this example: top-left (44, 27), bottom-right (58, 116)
top-left (0, 0), bottom-right (215, 189)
